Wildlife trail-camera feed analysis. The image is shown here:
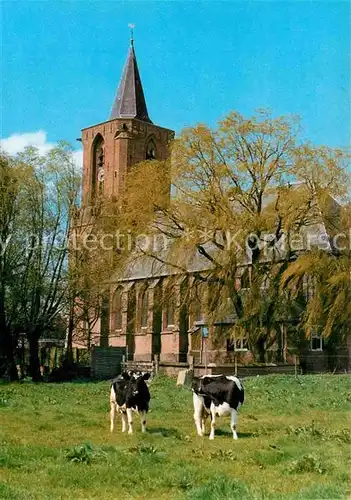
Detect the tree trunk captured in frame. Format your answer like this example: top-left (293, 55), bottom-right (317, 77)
top-left (65, 306), bottom-right (74, 365)
top-left (28, 334), bottom-right (42, 382)
top-left (0, 298), bottom-right (18, 380)
top-left (0, 330), bottom-right (18, 381)
top-left (254, 338), bottom-right (266, 364)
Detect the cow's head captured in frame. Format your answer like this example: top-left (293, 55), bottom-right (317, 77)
top-left (120, 370), bottom-right (151, 381)
top-left (126, 372), bottom-right (151, 399)
top-left (191, 377), bottom-right (201, 393)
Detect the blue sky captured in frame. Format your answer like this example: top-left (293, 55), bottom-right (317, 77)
top-left (1, 0), bottom-right (350, 158)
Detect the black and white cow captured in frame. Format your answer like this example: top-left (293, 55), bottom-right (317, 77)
top-left (192, 374), bottom-right (244, 440)
top-left (110, 371), bottom-right (151, 434)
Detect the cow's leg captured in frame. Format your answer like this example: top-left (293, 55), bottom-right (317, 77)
top-left (126, 408), bottom-right (133, 434)
top-left (209, 404), bottom-right (216, 440)
top-left (193, 393), bottom-right (204, 437)
top-left (230, 409), bottom-right (238, 440)
top-left (121, 410), bottom-right (127, 433)
top-left (110, 402), bottom-right (116, 433)
top-left (139, 410), bottom-right (147, 433)
top-left (201, 409), bottom-right (208, 435)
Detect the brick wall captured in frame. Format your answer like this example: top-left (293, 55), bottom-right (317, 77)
top-left (81, 118), bottom-right (174, 205)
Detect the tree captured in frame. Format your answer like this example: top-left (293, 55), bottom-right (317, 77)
top-left (67, 194), bottom-right (128, 355)
top-left (0, 144), bottom-right (81, 381)
top-left (0, 154), bottom-right (31, 379)
top-left (281, 204), bottom-right (351, 347)
top-left (119, 110), bottom-right (349, 362)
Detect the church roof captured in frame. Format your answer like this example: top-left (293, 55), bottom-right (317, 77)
top-left (109, 41), bottom-right (152, 123)
top-left (111, 189), bottom-right (340, 283)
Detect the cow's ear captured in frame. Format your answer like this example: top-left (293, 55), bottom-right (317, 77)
top-left (142, 372), bottom-right (151, 381)
top-left (121, 371), bottom-right (131, 380)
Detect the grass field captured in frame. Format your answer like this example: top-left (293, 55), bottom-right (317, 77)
top-left (0, 374), bottom-right (350, 500)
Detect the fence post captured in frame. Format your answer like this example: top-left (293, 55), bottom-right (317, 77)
top-left (188, 355), bottom-right (194, 371)
top-left (204, 340), bottom-right (208, 375)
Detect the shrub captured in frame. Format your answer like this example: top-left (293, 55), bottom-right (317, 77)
top-left (65, 442), bottom-right (107, 464)
top-left (287, 454), bottom-right (326, 475)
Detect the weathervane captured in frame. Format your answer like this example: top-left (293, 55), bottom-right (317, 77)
top-left (128, 23), bottom-right (135, 46)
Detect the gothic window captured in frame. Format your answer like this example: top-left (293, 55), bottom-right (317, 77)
top-left (164, 290), bottom-right (175, 328)
top-left (145, 138), bottom-right (156, 160)
top-left (111, 287), bottom-right (123, 331)
top-left (140, 287), bottom-right (149, 328)
top-left (166, 298), bottom-right (175, 327)
top-left (91, 134), bottom-right (105, 199)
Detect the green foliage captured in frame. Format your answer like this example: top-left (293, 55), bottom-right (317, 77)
top-left (186, 474), bottom-right (250, 500)
top-left (208, 449), bottom-right (237, 461)
top-left (128, 444), bottom-right (160, 455)
top-left (0, 146), bottom-right (81, 380)
top-left (286, 422), bottom-right (351, 443)
top-left (65, 442), bottom-right (107, 464)
top-left (287, 454), bottom-right (326, 475)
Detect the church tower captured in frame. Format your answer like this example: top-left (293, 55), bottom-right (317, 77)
top-left (80, 36), bottom-right (174, 206)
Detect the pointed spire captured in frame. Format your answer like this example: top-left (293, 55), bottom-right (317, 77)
top-left (109, 30), bottom-right (152, 123)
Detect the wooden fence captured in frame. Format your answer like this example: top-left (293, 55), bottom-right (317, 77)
top-left (90, 346), bottom-right (126, 379)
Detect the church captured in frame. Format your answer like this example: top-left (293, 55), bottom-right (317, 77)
top-left (75, 36), bottom-right (349, 376)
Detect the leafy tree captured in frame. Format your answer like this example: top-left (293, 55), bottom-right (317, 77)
top-left (0, 144), bottom-right (81, 380)
top-left (119, 110), bottom-right (349, 362)
top-left (0, 154), bottom-right (31, 379)
top-left (67, 195), bottom-right (128, 355)
top-left (281, 204), bottom-right (351, 350)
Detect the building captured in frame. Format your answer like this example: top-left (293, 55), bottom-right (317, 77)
top-left (76, 37), bottom-right (350, 376)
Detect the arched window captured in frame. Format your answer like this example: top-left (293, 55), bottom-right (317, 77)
top-left (145, 138), bottom-right (157, 160)
top-left (166, 297), bottom-right (175, 327)
top-left (111, 287), bottom-right (123, 331)
top-left (140, 287), bottom-right (149, 328)
top-left (164, 290), bottom-right (175, 328)
top-left (91, 134), bottom-right (104, 199)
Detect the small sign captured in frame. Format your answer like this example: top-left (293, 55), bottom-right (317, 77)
top-left (202, 326), bottom-right (209, 338)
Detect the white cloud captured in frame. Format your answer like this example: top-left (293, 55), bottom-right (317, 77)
top-left (1, 131), bottom-right (53, 155)
top-left (0, 131), bottom-right (83, 168)
top-left (72, 149), bottom-right (83, 169)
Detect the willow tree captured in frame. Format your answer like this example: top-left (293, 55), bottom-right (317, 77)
top-left (281, 203), bottom-right (351, 353)
top-left (120, 110), bottom-right (349, 362)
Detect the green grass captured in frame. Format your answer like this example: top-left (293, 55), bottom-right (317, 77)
top-left (0, 374), bottom-right (350, 499)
